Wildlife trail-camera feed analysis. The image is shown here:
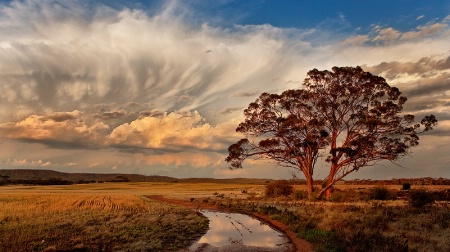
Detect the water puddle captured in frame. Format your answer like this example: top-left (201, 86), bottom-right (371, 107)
top-left (189, 210), bottom-right (292, 252)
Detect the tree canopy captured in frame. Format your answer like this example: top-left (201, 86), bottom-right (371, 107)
top-left (226, 66), bottom-right (437, 199)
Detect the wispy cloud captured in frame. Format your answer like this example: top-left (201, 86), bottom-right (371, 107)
top-left (0, 0), bottom-right (308, 123)
top-left (344, 16), bottom-right (449, 46)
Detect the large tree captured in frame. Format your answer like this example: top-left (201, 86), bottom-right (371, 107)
top-left (226, 66), bottom-right (437, 199)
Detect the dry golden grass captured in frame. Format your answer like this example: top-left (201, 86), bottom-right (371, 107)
top-left (0, 191), bottom-right (208, 251)
top-left (0, 182), bottom-right (266, 251)
top-left (3, 181), bottom-right (449, 251)
top-left (195, 184), bottom-right (450, 252)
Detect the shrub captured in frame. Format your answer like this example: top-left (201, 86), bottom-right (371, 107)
top-left (351, 230), bottom-right (408, 252)
top-left (409, 189), bottom-right (435, 208)
top-left (259, 205), bottom-right (282, 215)
top-left (402, 182), bottom-right (411, 190)
top-left (302, 229), bottom-right (346, 252)
top-left (293, 190), bottom-right (307, 200)
top-left (370, 186), bottom-right (391, 200)
top-left (265, 180), bottom-right (293, 198)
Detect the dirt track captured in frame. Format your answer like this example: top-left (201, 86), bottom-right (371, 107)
top-left (147, 195), bottom-right (313, 252)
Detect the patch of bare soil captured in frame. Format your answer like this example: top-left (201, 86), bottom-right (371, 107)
top-left (147, 195), bottom-right (313, 252)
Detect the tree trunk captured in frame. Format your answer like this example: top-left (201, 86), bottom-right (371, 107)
top-left (316, 162), bottom-right (338, 199)
top-left (306, 176), bottom-right (314, 200)
top-left (325, 175), bottom-right (334, 199)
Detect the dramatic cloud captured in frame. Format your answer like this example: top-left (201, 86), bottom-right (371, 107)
top-left (0, 0), bottom-right (310, 123)
top-left (0, 0), bottom-right (449, 178)
top-left (0, 110), bottom-right (109, 148)
top-left (0, 109), bottom-right (239, 152)
top-left (108, 111), bottom-right (239, 151)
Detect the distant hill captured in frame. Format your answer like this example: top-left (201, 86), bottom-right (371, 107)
top-left (0, 169), bottom-right (272, 185)
top-left (0, 169), bottom-right (177, 184)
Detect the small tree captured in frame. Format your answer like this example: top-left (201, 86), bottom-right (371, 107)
top-left (402, 182), bottom-right (411, 190)
top-left (227, 66), bottom-right (437, 199)
top-left (370, 186), bottom-right (391, 200)
top-left (409, 190), bottom-right (435, 208)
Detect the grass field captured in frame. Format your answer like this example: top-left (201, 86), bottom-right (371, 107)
top-left (0, 187), bottom-right (209, 251)
top-left (189, 183), bottom-right (450, 252)
top-left (1, 182), bottom-right (449, 251)
top-left (0, 182), bottom-right (263, 251)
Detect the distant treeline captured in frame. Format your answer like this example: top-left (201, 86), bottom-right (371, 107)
top-left (295, 178), bottom-right (450, 186)
top-left (340, 177), bottom-right (450, 186)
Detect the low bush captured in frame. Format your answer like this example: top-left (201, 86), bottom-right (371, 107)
top-left (293, 190), bottom-right (308, 200)
top-left (370, 186), bottom-right (391, 200)
top-left (350, 230), bottom-right (408, 252)
top-left (265, 180), bottom-right (293, 198)
top-left (409, 189), bottom-right (435, 208)
top-left (259, 205), bottom-right (282, 215)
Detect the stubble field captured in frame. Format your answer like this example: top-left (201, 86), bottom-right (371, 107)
top-left (0, 183), bottom-right (217, 251)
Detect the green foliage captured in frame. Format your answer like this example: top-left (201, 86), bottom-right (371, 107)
top-left (409, 189), bottom-right (435, 208)
top-left (304, 229), bottom-right (330, 242)
top-left (303, 229), bottom-right (346, 252)
top-left (265, 180), bottom-right (293, 198)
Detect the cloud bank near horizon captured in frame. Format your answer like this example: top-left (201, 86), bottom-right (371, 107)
top-left (0, 0), bottom-right (449, 179)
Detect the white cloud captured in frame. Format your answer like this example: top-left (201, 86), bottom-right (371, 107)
top-left (108, 111), bottom-right (239, 151)
top-left (342, 35), bottom-right (369, 46)
top-left (8, 158), bottom-right (52, 167)
top-left (372, 27), bottom-right (400, 44)
top-left (401, 23), bottom-right (447, 40)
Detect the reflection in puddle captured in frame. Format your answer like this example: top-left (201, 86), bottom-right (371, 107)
top-left (190, 210), bottom-right (291, 251)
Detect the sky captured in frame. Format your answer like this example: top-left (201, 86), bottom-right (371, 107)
top-left (0, 0), bottom-right (449, 180)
